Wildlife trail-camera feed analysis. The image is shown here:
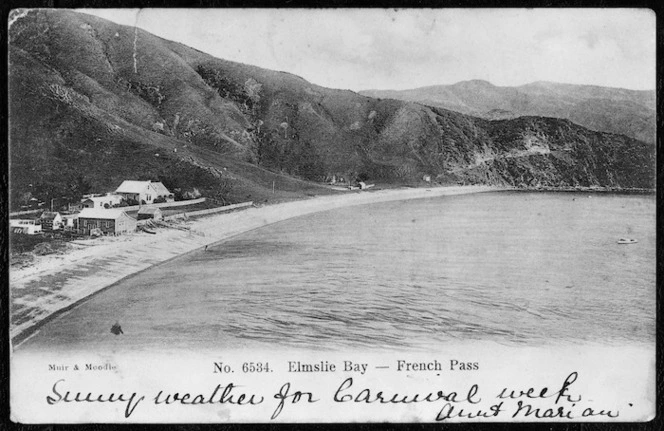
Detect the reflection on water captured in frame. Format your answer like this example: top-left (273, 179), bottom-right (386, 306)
top-left (20, 192), bottom-right (656, 352)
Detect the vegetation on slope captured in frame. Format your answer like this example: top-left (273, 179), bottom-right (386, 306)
top-left (361, 80), bottom-right (656, 144)
top-left (8, 10), bottom-right (655, 211)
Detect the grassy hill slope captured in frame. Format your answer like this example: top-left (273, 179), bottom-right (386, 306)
top-left (361, 80), bottom-right (656, 144)
top-left (8, 10), bottom-right (655, 211)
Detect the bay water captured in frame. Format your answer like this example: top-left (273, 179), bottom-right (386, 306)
top-left (19, 192), bottom-right (655, 352)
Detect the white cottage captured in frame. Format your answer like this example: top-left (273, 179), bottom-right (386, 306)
top-left (151, 182), bottom-right (175, 202)
top-left (115, 181), bottom-right (161, 205)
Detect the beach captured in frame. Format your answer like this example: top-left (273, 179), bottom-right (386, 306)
top-left (10, 185), bottom-right (501, 345)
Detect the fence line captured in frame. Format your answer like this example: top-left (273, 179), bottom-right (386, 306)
top-left (10, 198), bottom-right (207, 217)
top-left (163, 201), bottom-right (253, 221)
top-left (9, 209), bottom-right (43, 217)
top-left (121, 197), bottom-right (206, 212)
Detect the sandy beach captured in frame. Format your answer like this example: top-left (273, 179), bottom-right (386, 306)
top-left (10, 185), bottom-right (503, 344)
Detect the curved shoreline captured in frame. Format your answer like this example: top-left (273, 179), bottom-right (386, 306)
top-left (10, 185), bottom-right (504, 347)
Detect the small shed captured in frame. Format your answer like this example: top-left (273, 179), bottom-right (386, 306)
top-left (61, 214), bottom-right (77, 229)
top-left (77, 208), bottom-right (137, 235)
top-left (81, 198), bottom-right (95, 209)
top-left (39, 211), bottom-right (63, 231)
top-left (137, 207), bottom-right (163, 221)
top-left (68, 202), bottom-right (84, 212)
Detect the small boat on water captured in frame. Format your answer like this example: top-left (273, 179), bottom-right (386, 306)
top-left (617, 238), bottom-right (638, 244)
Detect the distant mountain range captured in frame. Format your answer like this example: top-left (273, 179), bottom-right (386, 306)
top-left (361, 80), bottom-right (656, 144)
top-left (8, 10), bottom-right (655, 210)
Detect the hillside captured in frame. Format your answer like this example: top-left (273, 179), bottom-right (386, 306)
top-left (8, 10), bottom-right (655, 211)
top-left (361, 80), bottom-right (656, 144)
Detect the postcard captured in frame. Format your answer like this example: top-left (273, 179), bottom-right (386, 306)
top-left (8, 8), bottom-right (656, 423)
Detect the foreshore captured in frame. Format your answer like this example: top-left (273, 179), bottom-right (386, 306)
top-left (513, 186), bottom-right (655, 194)
top-left (10, 185), bottom-right (504, 345)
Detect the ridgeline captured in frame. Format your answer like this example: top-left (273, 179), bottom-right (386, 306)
top-left (9, 10), bottom-right (655, 211)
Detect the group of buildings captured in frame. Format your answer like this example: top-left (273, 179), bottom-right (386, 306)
top-left (10, 180), bottom-right (174, 236)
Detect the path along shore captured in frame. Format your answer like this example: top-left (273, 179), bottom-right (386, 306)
top-left (10, 185), bottom-right (502, 344)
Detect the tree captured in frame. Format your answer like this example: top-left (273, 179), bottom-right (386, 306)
top-left (244, 78), bottom-right (262, 113)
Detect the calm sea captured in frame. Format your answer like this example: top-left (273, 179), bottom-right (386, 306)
top-left (19, 192), bottom-right (656, 352)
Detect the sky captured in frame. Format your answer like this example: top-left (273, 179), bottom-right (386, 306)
top-left (78, 8), bottom-right (656, 91)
